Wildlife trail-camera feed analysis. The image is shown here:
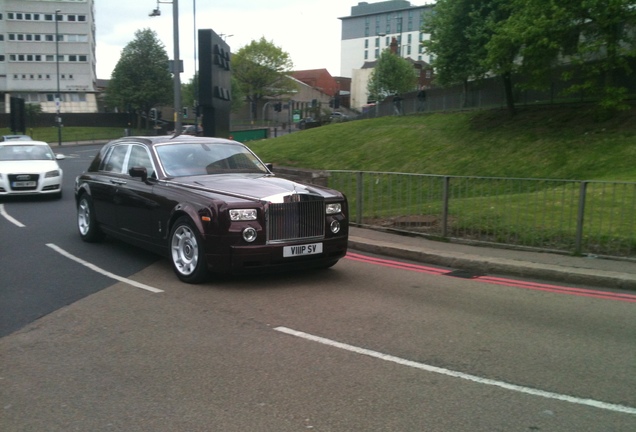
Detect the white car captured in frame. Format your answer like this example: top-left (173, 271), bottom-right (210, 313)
top-left (0, 140), bottom-right (65, 198)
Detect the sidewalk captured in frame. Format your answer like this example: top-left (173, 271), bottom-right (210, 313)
top-left (348, 227), bottom-right (636, 291)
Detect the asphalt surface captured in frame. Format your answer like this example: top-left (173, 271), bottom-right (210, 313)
top-left (349, 226), bottom-right (636, 291)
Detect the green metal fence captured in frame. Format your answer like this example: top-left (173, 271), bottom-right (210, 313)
top-left (328, 171), bottom-right (636, 258)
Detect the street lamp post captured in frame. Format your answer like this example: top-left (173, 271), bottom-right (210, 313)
top-left (149, 0), bottom-right (182, 135)
top-left (375, 32), bottom-right (386, 118)
top-left (172, 0), bottom-right (182, 135)
top-left (55, 10), bottom-right (62, 146)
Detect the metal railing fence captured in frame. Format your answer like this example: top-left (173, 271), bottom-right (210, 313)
top-left (328, 171), bottom-right (636, 258)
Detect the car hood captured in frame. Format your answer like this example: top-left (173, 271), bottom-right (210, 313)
top-left (0, 160), bottom-right (61, 174)
top-left (172, 174), bottom-right (339, 203)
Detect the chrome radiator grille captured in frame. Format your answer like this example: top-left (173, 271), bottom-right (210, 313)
top-left (267, 200), bottom-right (325, 243)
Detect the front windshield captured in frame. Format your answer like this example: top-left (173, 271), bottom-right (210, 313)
top-left (0, 144), bottom-right (55, 161)
top-left (156, 142), bottom-right (269, 177)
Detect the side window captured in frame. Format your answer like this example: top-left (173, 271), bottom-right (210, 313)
top-left (127, 145), bottom-right (156, 179)
top-left (101, 145), bottom-right (129, 173)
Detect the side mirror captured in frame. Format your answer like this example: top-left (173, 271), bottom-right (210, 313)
top-left (129, 166), bottom-right (148, 182)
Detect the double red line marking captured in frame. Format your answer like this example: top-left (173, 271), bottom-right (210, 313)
top-left (345, 252), bottom-right (636, 303)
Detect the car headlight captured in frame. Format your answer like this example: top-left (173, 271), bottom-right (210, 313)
top-left (326, 203), bottom-right (342, 215)
top-left (229, 209), bottom-right (258, 221)
top-left (45, 170), bottom-right (60, 178)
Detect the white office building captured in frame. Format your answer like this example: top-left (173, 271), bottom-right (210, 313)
top-left (339, 0), bottom-right (433, 79)
top-left (0, 0), bottom-right (98, 114)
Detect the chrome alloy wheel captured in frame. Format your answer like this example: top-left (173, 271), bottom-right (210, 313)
top-left (77, 198), bottom-right (91, 236)
top-left (171, 224), bottom-right (199, 276)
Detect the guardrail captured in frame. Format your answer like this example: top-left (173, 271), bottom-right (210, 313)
top-left (328, 171), bottom-right (636, 259)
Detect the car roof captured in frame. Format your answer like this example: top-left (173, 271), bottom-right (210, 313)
top-left (108, 135), bottom-right (240, 148)
top-left (1, 135), bottom-right (32, 141)
top-left (0, 139), bottom-right (50, 146)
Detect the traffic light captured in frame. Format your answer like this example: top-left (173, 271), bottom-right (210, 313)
top-left (149, 108), bottom-right (157, 120)
top-left (274, 102), bottom-right (282, 112)
top-left (183, 107), bottom-right (188, 118)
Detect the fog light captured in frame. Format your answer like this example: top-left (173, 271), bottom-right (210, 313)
top-left (243, 227), bottom-right (257, 242)
top-left (330, 220), bottom-right (341, 234)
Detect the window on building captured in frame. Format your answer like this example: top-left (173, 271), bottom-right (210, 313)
top-left (44, 14), bottom-right (53, 21)
top-left (79, 55), bottom-right (87, 62)
top-left (78, 15), bottom-right (86, 22)
top-left (0, 35), bottom-right (3, 41)
top-left (68, 15), bottom-right (76, 22)
top-left (8, 13), bottom-right (15, 19)
top-left (45, 34), bottom-right (54, 41)
top-left (0, 55), bottom-right (5, 62)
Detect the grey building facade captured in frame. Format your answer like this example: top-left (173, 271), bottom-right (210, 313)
top-left (0, 0), bottom-right (98, 114)
top-left (339, 0), bottom-right (433, 79)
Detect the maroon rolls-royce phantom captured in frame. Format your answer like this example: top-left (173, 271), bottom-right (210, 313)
top-left (74, 135), bottom-right (348, 283)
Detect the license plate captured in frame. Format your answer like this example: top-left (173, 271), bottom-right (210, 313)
top-left (12, 181), bottom-right (36, 187)
top-left (283, 243), bottom-right (323, 257)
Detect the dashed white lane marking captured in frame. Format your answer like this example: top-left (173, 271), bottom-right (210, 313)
top-left (274, 326), bottom-right (636, 415)
top-left (46, 243), bottom-right (163, 293)
top-left (0, 204), bottom-right (26, 228)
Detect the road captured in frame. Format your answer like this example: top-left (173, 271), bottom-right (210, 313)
top-left (1, 144), bottom-right (635, 431)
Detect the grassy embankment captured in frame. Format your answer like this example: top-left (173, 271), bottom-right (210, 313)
top-left (248, 104), bottom-right (636, 182)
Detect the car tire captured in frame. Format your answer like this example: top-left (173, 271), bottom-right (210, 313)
top-left (77, 194), bottom-right (104, 242)
top-left (170, 216), bottom-right (208, 284)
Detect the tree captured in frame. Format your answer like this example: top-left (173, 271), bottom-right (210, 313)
top-left (367, 48), bottom-right (419, 103)
top-left (25, 103), bottom-right (43, 127)
top-left (106, 29), bottom-right (173, 129)
top-left (559, 0), bottom-right (636, 115)
top-left (232, 37), bottom-right (297, 121)
top-left (479, 0), bottom-right (521, 115)
top-left (421, 0), bottom-right (490, 106)
top-left (491, 0), bottom-right (636, 116)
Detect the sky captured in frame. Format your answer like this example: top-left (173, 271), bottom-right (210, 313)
top-left (95, 0), bottom-right (432, 81)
